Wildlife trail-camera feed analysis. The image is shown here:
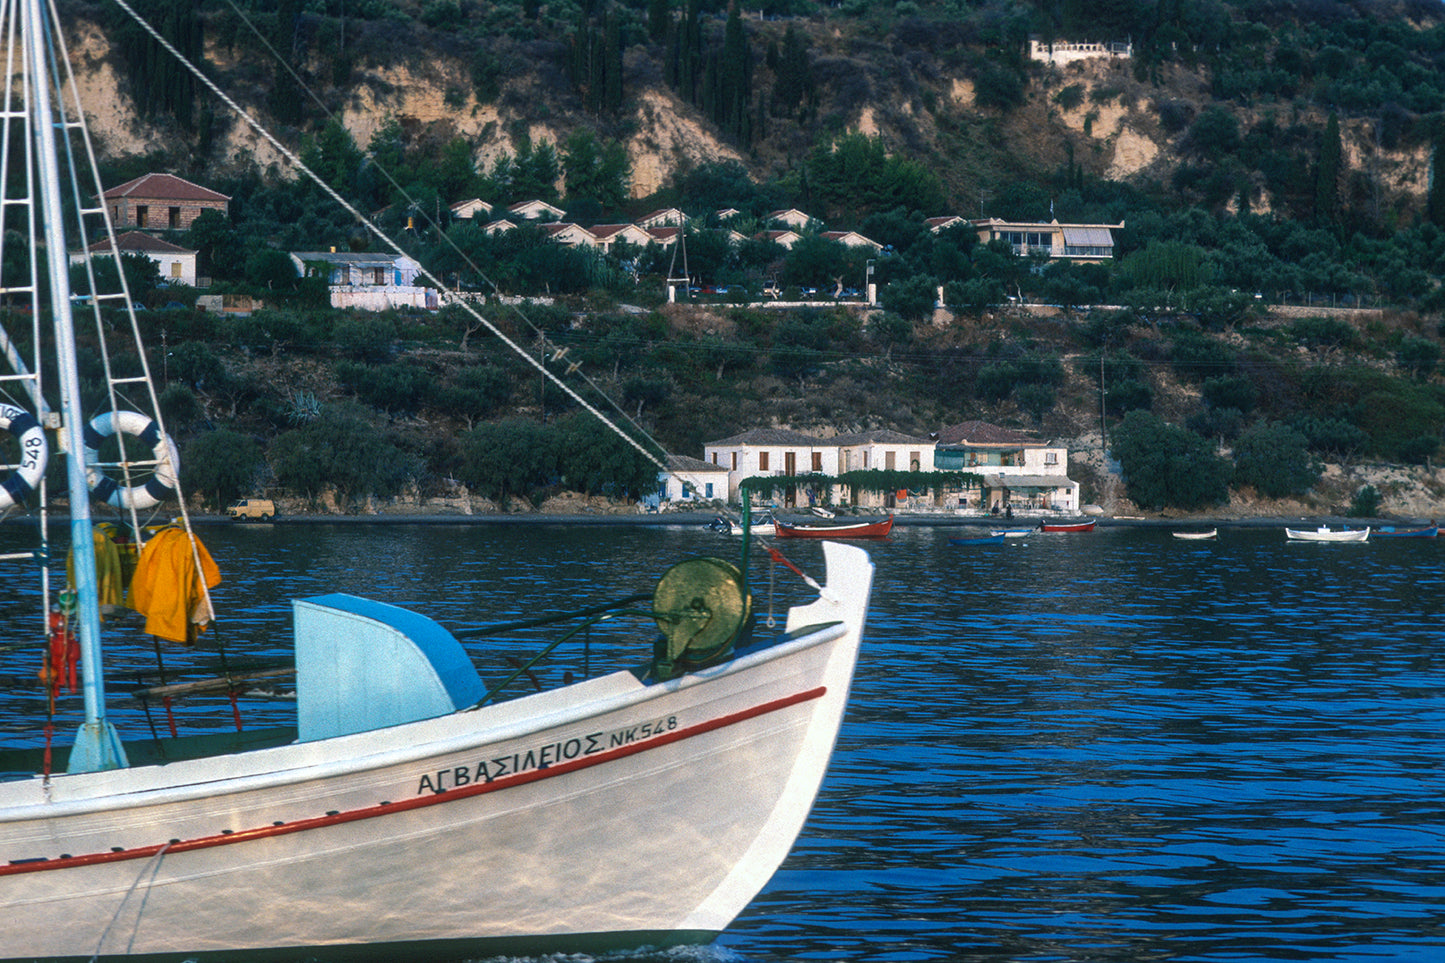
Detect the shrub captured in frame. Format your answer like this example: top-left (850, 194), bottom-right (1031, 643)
top-left (1396, 336), bottom-right (1441, 380)
top-left (1202, 375), bottom-right (1258, 414)
top-left (1054, 84), bottom-right (1085, 111)
top-left (183, 428), bottom-right (265, 509)
top-left (1349, 484), bottom-right (1381, 517)
top-left (882, 275), bottom-right (938, 322)
top-left (1232, 421), bottom-right (1320, 498)
top-left (1111, 410), bottom-right (1231, 510)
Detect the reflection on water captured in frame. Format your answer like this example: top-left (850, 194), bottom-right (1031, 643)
top-left (2, 522), bottom-right (1441, 961)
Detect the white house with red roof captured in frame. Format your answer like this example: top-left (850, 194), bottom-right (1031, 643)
top-left (636, 208), bottom-right (689, 229)
top-left (508, 199), bottom-right (566, 221)
top-left (752, 229), bottom-right (801, 249)
top-left (819, 230), bottom-right (883, 252)
top-left (588, 223), bottom-right (654, 252)
top-left (449, 198), bottom-right (494, 220)
top-left (539, 223), bottom-right (598, 248)
top-left (71, 231), bottom-right (199, 286)
top-left (765, 209), bottom-right (814, 230)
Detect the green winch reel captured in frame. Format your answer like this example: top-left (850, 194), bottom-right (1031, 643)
top-left (651, 557), bottom-right (752, 680)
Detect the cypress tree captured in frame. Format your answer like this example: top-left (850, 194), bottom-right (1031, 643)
top-left (1315, 112), bottom-right (1343, 227)
top-left (647, 0), bottom-right (670, 43)
top-left (604, 11), bottom-right (623, 113)
top-left (1429, 128), bottom-right (1445, 227)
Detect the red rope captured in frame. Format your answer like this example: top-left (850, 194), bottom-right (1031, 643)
top-left (766, 546), bottom-right (806, 579)
top-left (229, 690), bottom-right (243, 732)
top-left (162, 695), bottom-right (178, 739)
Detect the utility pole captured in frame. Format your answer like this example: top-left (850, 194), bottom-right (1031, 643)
top-left (1099, 353), bottom-right (1107, 456)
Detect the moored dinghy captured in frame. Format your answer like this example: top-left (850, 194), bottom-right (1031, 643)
top-left (1285, 525), bottom-right (1371, 542)
top-left (1172, 529), bottom-right (1218, 540)
top-left (0, 3), bottom-right (876, 958)
top-left (1374, 522), bottom-right (1438, 538)
top-left (775, 515), bottom-right (894, 539)
top-left (1041, 519), bottom-right (1096, 532)
top-left (949, 531), bottom-right (1010, 546)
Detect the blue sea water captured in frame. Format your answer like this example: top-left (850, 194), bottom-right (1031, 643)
top-left (1, 521), bottom-right (1441, 962)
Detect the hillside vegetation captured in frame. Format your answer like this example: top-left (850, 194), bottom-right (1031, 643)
top-left (32, 0), bottom-right (1445, 516)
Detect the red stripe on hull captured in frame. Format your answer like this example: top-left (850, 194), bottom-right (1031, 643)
top-left (1, 686), bottom-right (826, 876)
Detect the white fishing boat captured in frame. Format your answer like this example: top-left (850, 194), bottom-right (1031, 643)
top-left (1285, 525), bottom-right (1370, 542)
top-left (712, 510), bottom-right (777, 536)
top-left (1172, 528), bottom-right (1218, 540)
top-left (0, 2), bottom-right (874, 958)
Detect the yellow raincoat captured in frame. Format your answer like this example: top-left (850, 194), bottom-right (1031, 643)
top-left (128, 527), bottom-right (222, 644)
top-left (66, 524), bottom-right (129, 617)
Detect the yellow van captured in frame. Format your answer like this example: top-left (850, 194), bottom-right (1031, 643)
top-left (226, 498), bottom-right (276, 520)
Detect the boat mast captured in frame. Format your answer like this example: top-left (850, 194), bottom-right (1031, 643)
top-left (22, 0), bottom-right (126, 771)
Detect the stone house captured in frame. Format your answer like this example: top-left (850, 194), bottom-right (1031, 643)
top-left (102, 173), bottom-right (229, 232)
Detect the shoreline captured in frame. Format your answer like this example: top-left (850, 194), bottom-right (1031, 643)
top-left (6, 510), bottom-right (1425, 530)
top-left (170, 512), bottom-right (1412, 529)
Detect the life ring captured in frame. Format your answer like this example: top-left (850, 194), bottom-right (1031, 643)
top-left (83, 410), bottom-right (180, 509)
top-left (0, 402), bottom-right (48, 509)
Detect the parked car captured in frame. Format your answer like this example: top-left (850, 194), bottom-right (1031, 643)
top-left (226, 498), bottom-right (276, 520)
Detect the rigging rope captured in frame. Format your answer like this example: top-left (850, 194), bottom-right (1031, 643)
top-left (190, 0), bottom-right (678, 476)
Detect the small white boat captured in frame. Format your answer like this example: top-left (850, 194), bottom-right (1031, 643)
top-left (711, 511), bottom-right (776, 536)
top-left (1285, 526), bottom-right (1371, 542)
top-left (1172, 529), bottom-right (1218, 540)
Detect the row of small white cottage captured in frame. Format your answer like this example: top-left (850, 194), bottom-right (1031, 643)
top-left (80, 172), bottom-right (1120, 312)
top-left (659, 421), bottom-right (1079, 512)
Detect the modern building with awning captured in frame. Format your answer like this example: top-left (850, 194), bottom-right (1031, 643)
top-left (970, 218), bottom-right (1123, 261)
top-left (980, 474), bottom-right (1081, 513)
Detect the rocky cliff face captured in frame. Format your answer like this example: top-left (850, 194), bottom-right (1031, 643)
top-left (66, 13), bottom-right (1430, 218)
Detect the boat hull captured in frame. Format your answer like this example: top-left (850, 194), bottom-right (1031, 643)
top-left (1285, 527), bottom-right (1370, 542)
top-left (774, 516), bottom-right (893, 539)
top-left (1374, 525), bottom-right (1438, 538)
top-left (1041, 520), bottom-right (1096, 532)
top-left (0, 544), bottom-right (873, 961)
top-left (948, 534), bottom-right (1007, 546)
top-left (1172, 529), bottom-right (1217, 540)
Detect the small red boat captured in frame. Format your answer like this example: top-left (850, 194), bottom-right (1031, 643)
top-left (1041, 519), bottom-right (1097, 533)
top-left (774, 515), bottom-right (895, 539)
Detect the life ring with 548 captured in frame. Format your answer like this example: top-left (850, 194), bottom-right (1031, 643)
top-left (0, 401), bottom-right (48, 509)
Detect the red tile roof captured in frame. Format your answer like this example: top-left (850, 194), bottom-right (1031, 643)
top-left (936, 420), bottom-right (1036, 446)
top-left (101, 173), bottom-right (229, 203)
top-left (85, 231), bottom-right (194, 254)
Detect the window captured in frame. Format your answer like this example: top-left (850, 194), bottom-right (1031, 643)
top-left (759, 452), bottom-right (769, 471)
top-left (170, 262), bottom-right (182, 278)
top-left (711, 452), bottom-right (718, 465)
top-left (705, 483), bottom-right (713, 498)
top-left (910, 451), bottom-right (920, 471)
top-left (372, 267), bottom-right (386, 285)
top-left (1045, 451), bottom-right (1059, 465)
top-left (812, 452), bottom-right (822, 472)
top-left (135, 205), bottom-right (148, 227)
top-left (731, 452), bottom-right (737, 470)
top-left (863, 451), bottom-right (870, 468)
top-left (784, 451), bottom-right (796, 475)
top-left (885, 451), bottom-right (896, 470)
top-left (168, 207), bottom-right (181, 229)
